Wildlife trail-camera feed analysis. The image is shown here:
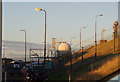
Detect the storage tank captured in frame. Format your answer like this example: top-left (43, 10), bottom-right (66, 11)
top-left (58, 42), bottom-right (71, 54)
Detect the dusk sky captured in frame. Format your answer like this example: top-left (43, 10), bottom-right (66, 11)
top-left (3, 2), bottom-right (117, 44)
top-left (2, 1), bottom-right (118, 59)
top-left (1, 1), bottom-right (119, 81)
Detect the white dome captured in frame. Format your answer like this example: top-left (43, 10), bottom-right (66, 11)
top-left (58, 43), bottom-right (71, 54)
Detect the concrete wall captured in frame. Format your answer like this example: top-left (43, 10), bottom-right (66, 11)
top-left (0, 0), bottom-right (2, 81)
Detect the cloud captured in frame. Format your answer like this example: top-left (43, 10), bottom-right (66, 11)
top-left (2, 40), bottom-right (46, 60)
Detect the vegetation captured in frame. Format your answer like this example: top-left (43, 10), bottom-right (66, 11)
top-left (48, 38), bottom-right (120, 80)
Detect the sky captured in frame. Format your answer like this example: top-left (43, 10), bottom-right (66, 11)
top-left (2, 41), bottom-right (42, 60)
top-left (1, 1), bottom-right (118, 60)
top-left (3, 2), bottom-right (118, 44)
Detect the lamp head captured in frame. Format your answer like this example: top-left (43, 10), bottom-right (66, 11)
top-left (99, 14), bottom-right (103, 16)
top-left (35, 8), bottom-right (43, 11)
top-left (20, 30), bottom-right (26, 32)
top-left (83, 27), bottom-right (86, 29)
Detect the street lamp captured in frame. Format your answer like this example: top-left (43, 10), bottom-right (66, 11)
top-left (80, 27), bottom-right (86, 50)
top-left (20, 30), bottom-right (27, 66)
top-left (35, 8), bottom-right (47, 71)
top-left (95, 14), bottom-right (103, 58)
top-left (0, 2), bottom-right (2, 81)
top-left (71, 37), bottom-right (75, 50)
top-left (69, 37), bottom-right (75, 82)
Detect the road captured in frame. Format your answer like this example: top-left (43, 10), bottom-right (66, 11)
top-left (100, 69), bottom-right (120, 81)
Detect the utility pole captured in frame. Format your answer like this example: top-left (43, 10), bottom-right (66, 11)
top-left (20, 30), bottom-right (27, 67)
top-left (80, 27), bottom-right (86, 50)
top-left (69, 53), bottom-right (72, 82)
top-left (81, 47), bottom-right (84, 65)
top-left (94, 14), bottom-right (103, 59)
top-left (3, 44), bottom-right (7, 82)
top-left (0, 0), bottom-right (2, 81)
top-left (34, 8), bottom-right (47, 72)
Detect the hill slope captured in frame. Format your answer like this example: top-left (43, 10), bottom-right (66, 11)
top-left (48, 38), bottom-right (120, 80)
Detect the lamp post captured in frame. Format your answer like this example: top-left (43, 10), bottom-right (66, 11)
top-left (20, 30), bottom-right (27, 66)
top-left (0, 24), bottom-right (1, 81)
top-left (81, 47), bottom-right (84, 65)
top-left (95, 14), bottom-right (103, 58)
top-left (71, 37), bottom-right (75, 61)
top-left (35, 8), bottom-right (47, 71)
top-left (80, 27), bottom-right (86, 50)
top-left (71, 37), bottom-right (75, 50)
top-left (69, 37), bottom-right (75, 82)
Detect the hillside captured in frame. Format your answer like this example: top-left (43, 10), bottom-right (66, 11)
top-left (48, 38), bottom-right (120, 80)
top-left (76, 54), bottom-right (120, 80)
top-left (65, 38), bottom-right (120, 66)
top-left (70, 38), bottom-right (120, 80)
